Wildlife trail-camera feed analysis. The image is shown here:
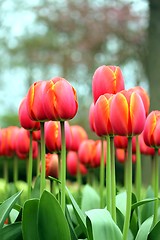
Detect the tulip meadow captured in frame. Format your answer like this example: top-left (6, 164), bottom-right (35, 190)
top-left (0, 67), bottom-right (160, 240)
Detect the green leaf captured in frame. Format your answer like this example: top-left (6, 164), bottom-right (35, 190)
top-left (141, 186), bottom-right (154, 223)
top-left (22, 199), bottom-right (39, 240)
top-left (135, 216), bottom-right (153, 240)
top-left (66, 186), bottom-right (87, 237)
top-left (148, 220), bottom-right (160, 240)
top-left (86, 208), bottom-right (123, 240)
top-left (0, 191), bottom-right (22, 228)
top-left (81, 185), bottom-right (100, 212)
top-left (31, 176), bottom-right (41, 199)
top-left (116, 191), bottom-right (127, 216)
top-left (66, 205), bottom-right (78, 240)
top-left (38, 190), bottom-right (71, 240)
top-left (0, 222), bottom-right (22, 240)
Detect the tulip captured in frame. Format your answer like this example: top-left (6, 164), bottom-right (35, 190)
top-left (114, 135), bottom-right (128, 149)
top-left (43, 153), bottom-right (59, 178)
top-left (19, 97), bottom-right (40, 130)
top-left (67, 151), bottom-right (87, 176)
top-left (45, 121), bottom-right (72, 153)
top-left (70, 125), bottom-right (88, 151)
top-left (110, 90), bottom-right (146, 136)
top-left (110, 90), bottom-right (146, 239)
top-left (143, 110), bottom-right (160, 227)
top-left (94, 93), bottom-right (114, 137)
top-left (92, 65), bottom-right (125, 103)
top-left (78, 139), bottom-right (96, 167)
top-left (43, 77), bottom-right (78, 121)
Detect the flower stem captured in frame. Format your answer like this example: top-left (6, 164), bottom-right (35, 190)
top-left (100, 138), bottom-right (104, 208)
top-left (77, 156), bottom-right (82, 195)
top-left (60, 121), bottom-right (66, 214)
top-left (106, 135), bottom-right (111, 213)
top-left (135, 135), bottom-right (141, 201)
top-left (3, 157), bottom-right (8, 185)
top-left (40, 122), bottom-right (46, 196)
top-left (13, 155), bottom-right (18, 184)
top-left (110, 136), bottom-right (116, 222)
top-left (152, 148), bottom-right (159, 227)
top-left (27, 131), bottom-right (33, 199)
top-left (37, 142), bottom-right (41, 176)
top-left (123, 136), bottom-right (132, 240)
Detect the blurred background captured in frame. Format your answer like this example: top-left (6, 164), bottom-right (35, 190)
top-left (0, 0), bottom-right (160, 183)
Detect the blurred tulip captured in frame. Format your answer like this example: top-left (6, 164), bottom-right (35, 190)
top-left (41, 153), bottom-right (59, 178)
top-left (70, 125), bottom-right (88, 151)
top-left (138, 132), bottom-right (155, 155)
top-left (19, 97), bottom-right (40, 130)
top-left (67, 151), bottom-right (87, 176)
top-left (43, 77), bottom-right (78, 121)
top-left (32, 130), bottom-right (41, 142)
top-left (94, 93), bottom-right (113, 136)
top-left (26, 80), bottom-right (48, 121)
top-left (116, 148), bottom-right (126, 163)
top-left (143, 110), bottom-right (160, 148)
top-left (92, 65), bottom-right (125, 103)
top-left (78, 139), bottom-right (96, 167)
top-left (15, 128), bottom-right (38, 159)
top-left (92, 140), bottom-right (107, 167)
top-left (45, 121), bottom-right (72, 152)
top-left (110, 90), bottom-right (146, 136)
top-left (114, 135), bottom-right (128, 149)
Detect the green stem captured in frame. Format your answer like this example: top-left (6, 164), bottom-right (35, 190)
top-left (77, 155), bottom-right (82, 195)
top-left (3, 157), bottom-right (8, 185)
top-left (135, 135), bottom-right (141, 201)
top-left (123, 136), bottom-right (132, 240)
top-left (60, 121), bottom-right (66, 214)
top-left (37, 142), bottom-right (41, 176)
top-left (124, 150), bottom-right (127, 189)
top-left (152, 148), bottom-right (159, 227)
top-left (27, 131), bottom-right (33, 199)
top-left (13, 155), bottom-right (18, 184)
top-left (100, 138), bottom-right (104, 208)
top-left (106, 135), bottom-right (111, 213)
top-left (110, 136), bottom-right (116, 222)
top-left (40, 122), bottom-right (46, 196)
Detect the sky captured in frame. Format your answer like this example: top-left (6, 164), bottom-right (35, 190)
top-left (0, 0), bottom-right (149, 118)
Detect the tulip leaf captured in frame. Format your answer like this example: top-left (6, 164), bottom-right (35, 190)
top-left (86, 208), bottom-right (123, 240)
top-left (148, 220), bottom-right (160, 240)
top-left (81, 185), bottom-right (100, 213)
top-left (22, 199), bottom-right (39, 240)
top-left (0, 190), bottom-right (22, 229)
top-left (141, 186), bottom-right (154, 223)
top-left (66, 186), bottom-right (87, 237)
top-left (0, 222), bottom-right (22, 240)
top-left (38, 190), bottom-right (71, 240)
top-left (66, 205), bottom-right (78, 240)
top-left (135, 216), bottom-right (153, 240)
top-left (31, 175), bottom-right (41, 199)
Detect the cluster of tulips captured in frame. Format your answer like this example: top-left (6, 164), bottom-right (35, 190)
top-left (1, 66), bottom-right (160, 240)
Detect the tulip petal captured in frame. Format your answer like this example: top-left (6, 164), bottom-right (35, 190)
top-left (130, 92), bottom-right (146, 135)
top-left (110, 93), bottom-right (128, 136)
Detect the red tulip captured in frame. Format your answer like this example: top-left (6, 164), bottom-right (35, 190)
top-left (94, 93), bottom-right (113, 136)
top-left (42, 153), bottom-right (59, 178)
top-left (114, 135), bottom-right (128, 149)
top-left (32, 130), bottom-right (41, 142)
top-left (67, 151), bottom-right (87, 176)
top-left (19, 97), bottom-right (40, 130)
top-left (138, 133), bottom-right (155, 156)
top-left (143, 111), bottom-right (160, 148)
top-left (92, 140), bottom-right (107, 167)
top-left (43, 77), bottom-right (78, 121)
top-left (78, 139), bottom-right (96, 167)
top-left (116, 148), bottom-right (126, 163)
top-left (70, 125), bottom-right (88, 151)
top-left (110, 90), bottom-right (146, 136)
top-left (26, 80), bottom-right (48, 121)
top-left (45, 121), bottom-right (72, 152)
top-left (92, 65), bottom-right (125, 103)
top-left (15, 128), bottom-right (38, 159)
top-left (129, 86), bottom-right (150, 116)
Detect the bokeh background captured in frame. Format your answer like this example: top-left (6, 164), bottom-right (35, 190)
top-left (0, 0), bottom-right (159, 184)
